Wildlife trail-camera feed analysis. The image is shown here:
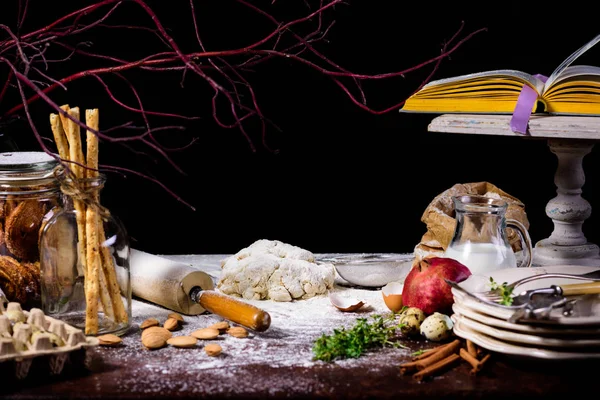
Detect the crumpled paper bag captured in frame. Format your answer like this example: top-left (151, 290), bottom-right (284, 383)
top-left (413, 181), bottom-right (529, 263)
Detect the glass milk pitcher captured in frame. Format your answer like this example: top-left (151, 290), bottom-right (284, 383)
top-left (444, 195), bottom-right (533, 275)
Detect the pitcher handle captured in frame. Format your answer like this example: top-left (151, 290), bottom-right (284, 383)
top-left (507, 219), bottom-right (533, 268)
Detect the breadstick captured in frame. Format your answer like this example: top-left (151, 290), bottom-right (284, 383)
top-left (84, 108), bottom-right (113, 323)
top-left (86, 108), bottom-right (128, 325)
top-left (84, 201), bottom-right (100, 334)
top-left (85, 109), bottom-right (100, 182)
top-left (98, 268), bottom-right (114, 320)
top-left (49, 113), bottom-right (69, 160)
top-left (60, 105), bottom-right (97, 333)
top-left (59, 105), bottom-right (85, 180)
top-left (59, 105), bottom-right (87, 275)
top-left (99, 233), bottom-right (128, 324)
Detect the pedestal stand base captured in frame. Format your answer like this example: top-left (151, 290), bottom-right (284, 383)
top-left (533, 238), bottom-right (600, 267)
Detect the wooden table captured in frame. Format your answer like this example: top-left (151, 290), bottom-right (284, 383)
top-left (428, 114), bottom-right (600, 267)
top-left (1, 254), bottom-right (598, 399)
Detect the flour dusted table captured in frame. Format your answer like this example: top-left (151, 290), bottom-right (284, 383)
top-left (2, 253), bottom-right (600, 400)
top-left (428, 114), bottom-right (600, 267)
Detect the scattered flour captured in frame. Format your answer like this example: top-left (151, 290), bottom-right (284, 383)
top-left (86, 253), bottom-right (419, 396)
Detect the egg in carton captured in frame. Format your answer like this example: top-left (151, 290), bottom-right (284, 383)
top-left (0, 301), bottom-right (99, 380)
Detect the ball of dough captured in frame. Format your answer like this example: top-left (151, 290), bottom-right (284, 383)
top-left (217, 239), bottom-right (335, 302)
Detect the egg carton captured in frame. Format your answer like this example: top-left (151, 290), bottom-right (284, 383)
top-left (0, 301), bottom-right (99, 380)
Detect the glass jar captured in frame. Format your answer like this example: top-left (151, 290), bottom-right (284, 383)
top-left (39, 167), bottom-right (132, 336)
top-left (0, 151), bottom-right (62, 310)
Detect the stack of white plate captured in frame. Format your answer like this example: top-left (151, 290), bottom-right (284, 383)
top-left (450, 265), bottom-right (600, 360)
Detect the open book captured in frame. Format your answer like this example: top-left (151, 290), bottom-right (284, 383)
top-left (400, 34), bottom-right (600, 118)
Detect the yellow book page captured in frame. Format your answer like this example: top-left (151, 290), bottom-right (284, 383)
top-left (544, 81), bottom-right (600, 98)
top-left (403, 76), bottom-right (532, 113)
top-left (543, 101), bottom-right (600, 114)
top-left (416, 85), bottom-right (521, 98)
top-left (542, 80), bottom-right (600, 114)
top-left (416, 79), bottom-right (524, 96)
top-left (401, 97), bottom-right (519, 113)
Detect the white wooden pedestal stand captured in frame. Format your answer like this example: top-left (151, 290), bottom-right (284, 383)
top-left (428, 114), bottom-right (600, 267)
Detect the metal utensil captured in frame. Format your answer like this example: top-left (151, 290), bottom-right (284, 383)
top-left (447, 278), bottom-right (600, 324)
top-left (477, 269), bottom-right (600, 302)
top-left (445, 279), bottom-right (522, 310)
top-left (509, 281), bottom-right (600, 306)
top-left (507, 295), bottom-right (568, 323)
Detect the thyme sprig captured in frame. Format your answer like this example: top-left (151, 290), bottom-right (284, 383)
top-left (312, 313), bottom-right (406, 362)
top-left (489, 277), bottom-right (514, 306)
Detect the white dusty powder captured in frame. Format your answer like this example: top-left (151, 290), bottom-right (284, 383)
top-left (87, 253), bottom-right (428, 396)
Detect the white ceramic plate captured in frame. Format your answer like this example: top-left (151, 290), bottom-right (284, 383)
top-left (452, 316), bottom-right (600, 360)
top-left (452, 302), bottom-right (600, 336)
top-left (453, 265), bottom-right (600, 326)
top-left (452, 312), bottom-right (600, 348)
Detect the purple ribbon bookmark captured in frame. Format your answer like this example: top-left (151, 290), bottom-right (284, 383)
top-left (510, 74), bottom-right (548, 134)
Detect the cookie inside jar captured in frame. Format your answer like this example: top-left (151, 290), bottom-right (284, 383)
top-left (0, 152), bottom-right (61, 309)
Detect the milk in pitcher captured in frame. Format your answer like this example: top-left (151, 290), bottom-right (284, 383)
top-left (443, 242), bottom-right (517, 275)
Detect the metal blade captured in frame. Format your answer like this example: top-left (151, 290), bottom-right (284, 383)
top-left (507, 295), bottom-right (568, 323)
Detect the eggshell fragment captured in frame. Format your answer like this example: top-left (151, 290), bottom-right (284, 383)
top-left (381, 282), bottom-right (404, 312)
top-left (329, 292), bottom-right (365, 312)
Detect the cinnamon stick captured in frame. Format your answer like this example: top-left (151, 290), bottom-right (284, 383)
top-left (470, 353), bottom-right (492, 376)
top-left (411, 340), bottom-right (456, 361)
top-left (400, 339), bottom-right (461, 374)
top-left (466, 339), bottom-right (478, 358)
top-left (413, 353), bottom-right (460, 382)
top-left (459, 348), bottom-right (479, 369)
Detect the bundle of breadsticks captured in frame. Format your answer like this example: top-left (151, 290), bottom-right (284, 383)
top-left (49, 105), bottom-right (128, 335)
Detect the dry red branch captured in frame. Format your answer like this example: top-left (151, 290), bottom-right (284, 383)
top-left (0, 0), bottom-right (485, 208)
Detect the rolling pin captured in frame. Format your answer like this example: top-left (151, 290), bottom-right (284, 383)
top-left (129, 249), bottom-right (271, 332)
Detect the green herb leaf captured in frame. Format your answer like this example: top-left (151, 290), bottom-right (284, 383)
top-left (489, 277), bottom-right (514, 306)
top-left (312, 313), bottom-right (405, 362)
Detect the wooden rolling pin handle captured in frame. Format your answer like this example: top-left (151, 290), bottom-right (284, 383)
top-left (561, 281), bottom-right (600, 296)
top-left (191, 288), bottom-right (271, 332)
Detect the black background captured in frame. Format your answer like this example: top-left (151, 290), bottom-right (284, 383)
top-left (2, 1), bottom-right (600, 255)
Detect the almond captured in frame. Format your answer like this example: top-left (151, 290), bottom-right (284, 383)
top-left (227, 326), bottom-right (248, 338)
top-left (204, 343), bottom-right (222, 357)
top-left (141, 326), bottom-right (172, 341)
top-left (209, 321), bottom-right (230, 333)
top-left (168, 312), bottom-right (184, 323)
top-left (141, 327), bottom-right (171, 350)
top-left (163, 317), bottom-right (179, 331)
top-left (190, 328), bottom-right (220, 340)
top-left (140, 318), bottom-right (159, 330)
top-left (142, 333), bottom-right (167, 350)
top-left (97, 334), bottom-right (122, 347)
top-left (167, 336), bottom-right (197, 348)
